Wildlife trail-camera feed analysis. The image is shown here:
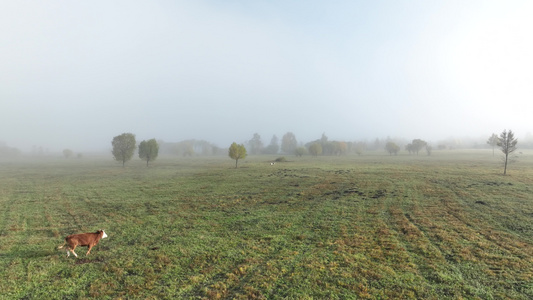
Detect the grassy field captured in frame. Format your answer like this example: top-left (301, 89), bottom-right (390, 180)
top-left (0, 150), bottom-right (532, 299)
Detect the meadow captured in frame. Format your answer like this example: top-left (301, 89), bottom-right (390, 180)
top-left (0, 150), bottom-right (532, 299)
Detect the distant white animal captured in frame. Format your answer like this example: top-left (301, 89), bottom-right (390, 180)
top-left (270, 162), bottom-right (276, 165)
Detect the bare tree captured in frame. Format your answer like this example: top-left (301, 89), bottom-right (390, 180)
top-left (497, 129), bottom-right (518, 175)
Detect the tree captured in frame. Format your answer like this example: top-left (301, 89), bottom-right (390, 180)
top-left (487, 133), bottom-right (499, 157)
top-left (138, 138), bottom-right (159, 166)
top-left (354, 141), bottom-right (366, 156)
top-left (406, 143), bottom-right (414, 155)
top-left (411, 139), bottom-right (427, 155)
top-left (263, 135), bottom-right (279, 155)
top-left (295, 147), bottom-right (307, 157)
top-left (497, 129), bottom-right (518, 175)
top-left (248, 133), bottom-right (263, 155)
top-left (228, 142), bottom-right (247, 168)
top-left (308, 143), bottom-right (322, 156)
top-left (337, 141), bottom-right (348, 155)
top-left (112, 133), bottom-right (136, 167)
top-left (281, 132), bottom-right (297, 154)
top-left (425, 145), bottom-right (432, 156)
top-left (63, 149), bottom-right (73, 158)
top-left (385, 142), bottom-right (400, 155)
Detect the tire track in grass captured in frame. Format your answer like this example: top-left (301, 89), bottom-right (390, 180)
top-left (309, 174), bottom-right (430, 298)
top-left (397, 181), bottom-right (533, 299)
top-left (380, 176), bottom-right (497, 297)
top-left (0, 193), bottom-right (17, 238)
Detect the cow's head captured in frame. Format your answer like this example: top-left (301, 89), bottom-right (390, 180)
top-left (100, 230), bottom-right (108, 239)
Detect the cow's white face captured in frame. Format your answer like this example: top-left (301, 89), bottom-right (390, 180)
top-left (102, 230), bottom-right (108, 239)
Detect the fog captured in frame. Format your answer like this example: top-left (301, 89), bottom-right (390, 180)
top-left (1, 1), bottom-right (532, 153)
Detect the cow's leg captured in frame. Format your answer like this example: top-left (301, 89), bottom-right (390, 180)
top-left (70, 245), bottom-right (78, 258)
top-left (86, 245), bottom-right (93, 256)
top-left (66, 249), bottom-right (70, 257)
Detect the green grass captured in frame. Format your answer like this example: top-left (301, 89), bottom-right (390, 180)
top-left (0, 151), bottom-right (532, 299)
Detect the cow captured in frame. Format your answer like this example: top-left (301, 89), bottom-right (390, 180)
top-left (58, 230), bottom-right (108, 257)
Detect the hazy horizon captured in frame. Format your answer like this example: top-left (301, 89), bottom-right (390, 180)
top-left (2, 1), bottom-right (532, 153)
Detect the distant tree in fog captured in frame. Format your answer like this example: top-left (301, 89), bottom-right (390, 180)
top-left (320, 133), bottom-right (328, 145)
top-left (63, 149), bottom-right (73, 158)
top-left (295, 147), bottom-right (307, 157)
top-left (411, 139), bottom-right (427, 155)
top-left (354, 141), bottom-right (366, 156)
top-left (335, 141), bottom-right (348, 155)
top-left (138, 138), bottom-right (159, 166)
top-left (112, 133), bottom-right (136, 167)
top-left (263, 135), bottom-right (279, 155)
top-left (385, 142), bottom-right (400, 155)
top-left (497, 129), bottom-right (518, 175)
top-left (487, 133), bottom-right (499, 156)
top-left (281, 132), bottom-right (297, 154)
top-left (228, 142), bottom-right (247, 168)
top-left (406, 143), bottom-right (414, 154)
top-left (308, 143), bottom-right (322, 156)
top-left (425, 145), bottom-right (432, 156)
top-left (0, 143), bottom-right (21, 157)
top-left (183, 142), bottom-right (194, 157)
top-left (321, 141), bottom-right (346, 156)
top-left (372, 138), bottom-right (382, 151)
top-left (248, 133), bottom-right (263, 155)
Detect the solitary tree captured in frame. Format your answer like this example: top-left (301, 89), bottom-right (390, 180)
top-left (228, 142), bottom-right (247, 168)
top-left (487, 133), bottom-right (499, 156)
top-left (497, 129), bottom-right (518, 175)
top-left (138, 138), bottom-right (159, 166)
top-left (385, 142), bottom-right (400, 155)
top-left (112, 133), bottom-right (136, 167)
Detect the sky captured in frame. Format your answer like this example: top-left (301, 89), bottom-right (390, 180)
top-left (1, 0), bottom-right (532, 152)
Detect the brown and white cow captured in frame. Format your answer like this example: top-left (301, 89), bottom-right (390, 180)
top-left (58, 230), bottom-right (108, 257)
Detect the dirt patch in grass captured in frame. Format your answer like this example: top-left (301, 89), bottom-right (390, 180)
top-left (74, 257), bottom-right (105, 265)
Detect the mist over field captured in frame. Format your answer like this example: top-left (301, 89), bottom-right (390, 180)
top-left (1, 1), bottom-right (533, 153)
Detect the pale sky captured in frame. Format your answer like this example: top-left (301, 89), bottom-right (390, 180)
top-left (1, 0), bottom-right (532, 152)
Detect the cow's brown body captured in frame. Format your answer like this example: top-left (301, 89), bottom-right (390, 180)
top-left (58, 230), bottom-right (108, 257)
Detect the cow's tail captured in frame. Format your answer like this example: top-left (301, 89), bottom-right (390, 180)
top-left (57, 241), bottom-right (66, 249)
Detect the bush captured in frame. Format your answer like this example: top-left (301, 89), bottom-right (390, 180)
top-left (275, 157), bottom-right (287, 162)
top-left (295, 147), bottom-right (307, 157)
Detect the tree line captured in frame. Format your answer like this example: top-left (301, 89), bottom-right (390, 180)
top-left (108, 129), bottom-right (518, 175)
